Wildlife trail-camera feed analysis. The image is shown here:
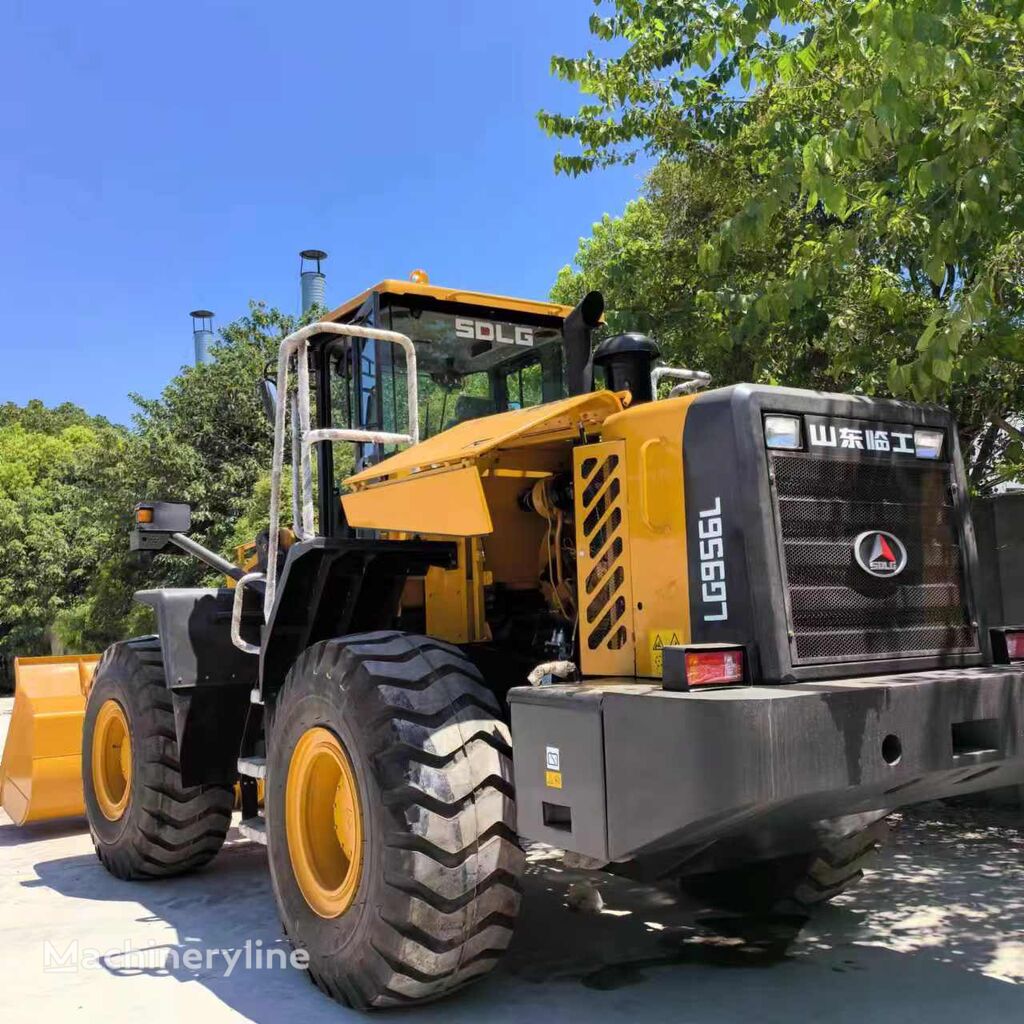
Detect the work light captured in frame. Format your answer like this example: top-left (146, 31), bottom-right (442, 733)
top-left (764, 414), bottom-right (802, 450)
top-left (914, 428), bottom-right (944, 459)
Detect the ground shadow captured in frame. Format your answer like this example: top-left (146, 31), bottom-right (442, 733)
top-left (801, 803), bottom-right (1024, 982)
top-left (12, 804), bottom-right (1024, 1024)
top-left (0, 815), bottom-right (88, 846)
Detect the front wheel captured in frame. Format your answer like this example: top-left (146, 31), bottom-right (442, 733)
top-left (83, 638), bottom-right (235, 879)
top-left (266, 631), bottom-right (524, 1010)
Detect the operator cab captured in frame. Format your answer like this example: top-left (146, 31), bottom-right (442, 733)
top-left (313, 273), bottom-right (581, 533)
top-left (323, 273), bottom-right (571, 441)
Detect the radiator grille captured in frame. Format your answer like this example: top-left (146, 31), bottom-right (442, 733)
top-left (771, 453), bottom-right (977, 664)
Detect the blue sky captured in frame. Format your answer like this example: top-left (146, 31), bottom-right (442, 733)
top-left (0, 0), bottom-right (646, 425)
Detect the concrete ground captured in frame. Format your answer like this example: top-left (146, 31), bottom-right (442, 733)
top-left (2, 696), bottom-right (1024, 1022)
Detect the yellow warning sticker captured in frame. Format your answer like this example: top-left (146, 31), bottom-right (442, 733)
top-left (649, 629), bottom-right (683, 677)
top-left (545, 770), bottom-right (563, 789)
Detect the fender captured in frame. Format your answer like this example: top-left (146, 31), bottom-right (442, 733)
top-left (258, 537), bottom-right (457, 702)
top-left (133, 588), bottom-right (259, 784)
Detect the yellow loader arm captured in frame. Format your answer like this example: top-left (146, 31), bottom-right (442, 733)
top-left (0, 654), bottom-right (100, 825)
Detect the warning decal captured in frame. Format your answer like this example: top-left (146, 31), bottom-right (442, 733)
top-left (649, 629), bottom-right (683, 676)
top-left (545, 746), bottom-right (562, 787)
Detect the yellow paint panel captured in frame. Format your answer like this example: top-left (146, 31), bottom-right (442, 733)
top-left (346, 391), bottom-right (625, 488)
top-left (322, 278), bottom-right (577, 324)
top-left (425, 538), bottom-right (491, 643)
top-left (601, 396), bottom-right (698, 677)
top-left (0, 654), bottom-right (100, 825)
top-left (342, 465), bottom-right (493, 537)
top-left (426, 541), bottom-right (471, 643)
top-left (639, 438), bottom-right (675, 532)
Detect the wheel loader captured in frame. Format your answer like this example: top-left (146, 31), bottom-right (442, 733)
top-left (5, 273), bottom-right (1024, 1009)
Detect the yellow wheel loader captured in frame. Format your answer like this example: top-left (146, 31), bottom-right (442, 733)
top-left (6, 273), bottom-right (1024, 1009)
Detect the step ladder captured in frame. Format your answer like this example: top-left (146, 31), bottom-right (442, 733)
top-left (237, 756), bottom-right (267, 845)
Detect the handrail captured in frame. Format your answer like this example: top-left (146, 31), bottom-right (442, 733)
top-left (651, 365), bottom-right (712, 397)
top-left (231, 571), bottom-right (266, 655)
top-left (263, 322), bottom-right (419, 625)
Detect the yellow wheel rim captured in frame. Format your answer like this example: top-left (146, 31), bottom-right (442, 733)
top-left (92, 699), bottom-right (132, 821)
top-left (286, 727), bottom-right (363, 919)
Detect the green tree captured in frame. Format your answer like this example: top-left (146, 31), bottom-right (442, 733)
top-left (542, 0), bottom-right (1024, 485)
top-left (72, 300), bottom-right (304, 642)
top-left (0, 402), bottom-right (130, 676)
top-left (123, 300), bottom-right (295, 582)
top-left (0, 302), bottom-right (315, 682)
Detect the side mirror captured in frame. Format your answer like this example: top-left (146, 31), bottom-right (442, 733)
top-left (258, 378), bottom-right (278, 425)
top-left (130, 501), bottom-right (191, 553)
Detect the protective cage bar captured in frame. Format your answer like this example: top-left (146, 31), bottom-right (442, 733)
top-left (263, 322), bottom-right (419, 628)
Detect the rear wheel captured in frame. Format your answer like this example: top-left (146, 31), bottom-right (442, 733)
top-left (266, 631), bottom-right (523, 1010)
top-left (83, 638), bottom-right (235, 879)
top-left (679, 818), bottom-right (890, 914)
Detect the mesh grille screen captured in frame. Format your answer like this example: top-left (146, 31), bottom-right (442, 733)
top-left (771, 453), bottom-right (977, 664)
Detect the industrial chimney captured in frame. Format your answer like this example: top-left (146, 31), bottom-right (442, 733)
top-left (299, 249), bottom-right (328, 313)
top-left (190, 309), bottom-right (215, 365)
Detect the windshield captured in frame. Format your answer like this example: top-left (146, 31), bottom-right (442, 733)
top-left (328, 304), bottom-right (565, 452)
top-left (387, 304), bottom-right (564, 436)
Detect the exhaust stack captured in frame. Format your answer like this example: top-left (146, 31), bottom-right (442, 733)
top-left (300, 249), bottom-right (328, 314)
top-left (563, 291), bottom-right (604, 396)
top-left (190, 310), bottom-right (214, 365)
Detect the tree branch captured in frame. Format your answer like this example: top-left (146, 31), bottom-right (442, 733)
top-left (970, 423), bottom-right (1000, 489)
top-left (995, 415), bottom-right (1024, 446)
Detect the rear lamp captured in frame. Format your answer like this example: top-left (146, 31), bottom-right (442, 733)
top-left (136, 507), bottom-right (154, 524)
top-left (914, 428), bottom-right (944, 459)
top-left (764, 414), bottom-right (802, 450)
top-left (686, 648), bottom-right (744, 686)
top-left (662, 644), bottom-right (747, 691)
top-left (991, 627), bottom-right (1024, 663)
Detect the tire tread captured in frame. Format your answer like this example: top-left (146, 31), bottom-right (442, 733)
top-left (272, 632), bottom-right (523, 1010)
top-left (86, 638), bottom-right (234, 881)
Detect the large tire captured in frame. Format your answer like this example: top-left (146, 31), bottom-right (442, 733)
top-left (266, 631), bottom-right (524, 1010)
top-left (83, 638), bottom-right (235, 879)
top-left (679, 818), bottom-right (890, 914)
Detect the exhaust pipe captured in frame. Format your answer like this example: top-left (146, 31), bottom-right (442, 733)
top-left (563, 291), bottom-right (604, 396)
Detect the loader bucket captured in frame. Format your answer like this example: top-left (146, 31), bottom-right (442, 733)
top-left (0, 654), bottom-right (100, 825)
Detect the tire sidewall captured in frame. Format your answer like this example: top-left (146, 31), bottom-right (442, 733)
top-left (83, 649), bottom-right (143, 848)
top-left (266, 650), bottom-right (386, 989)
